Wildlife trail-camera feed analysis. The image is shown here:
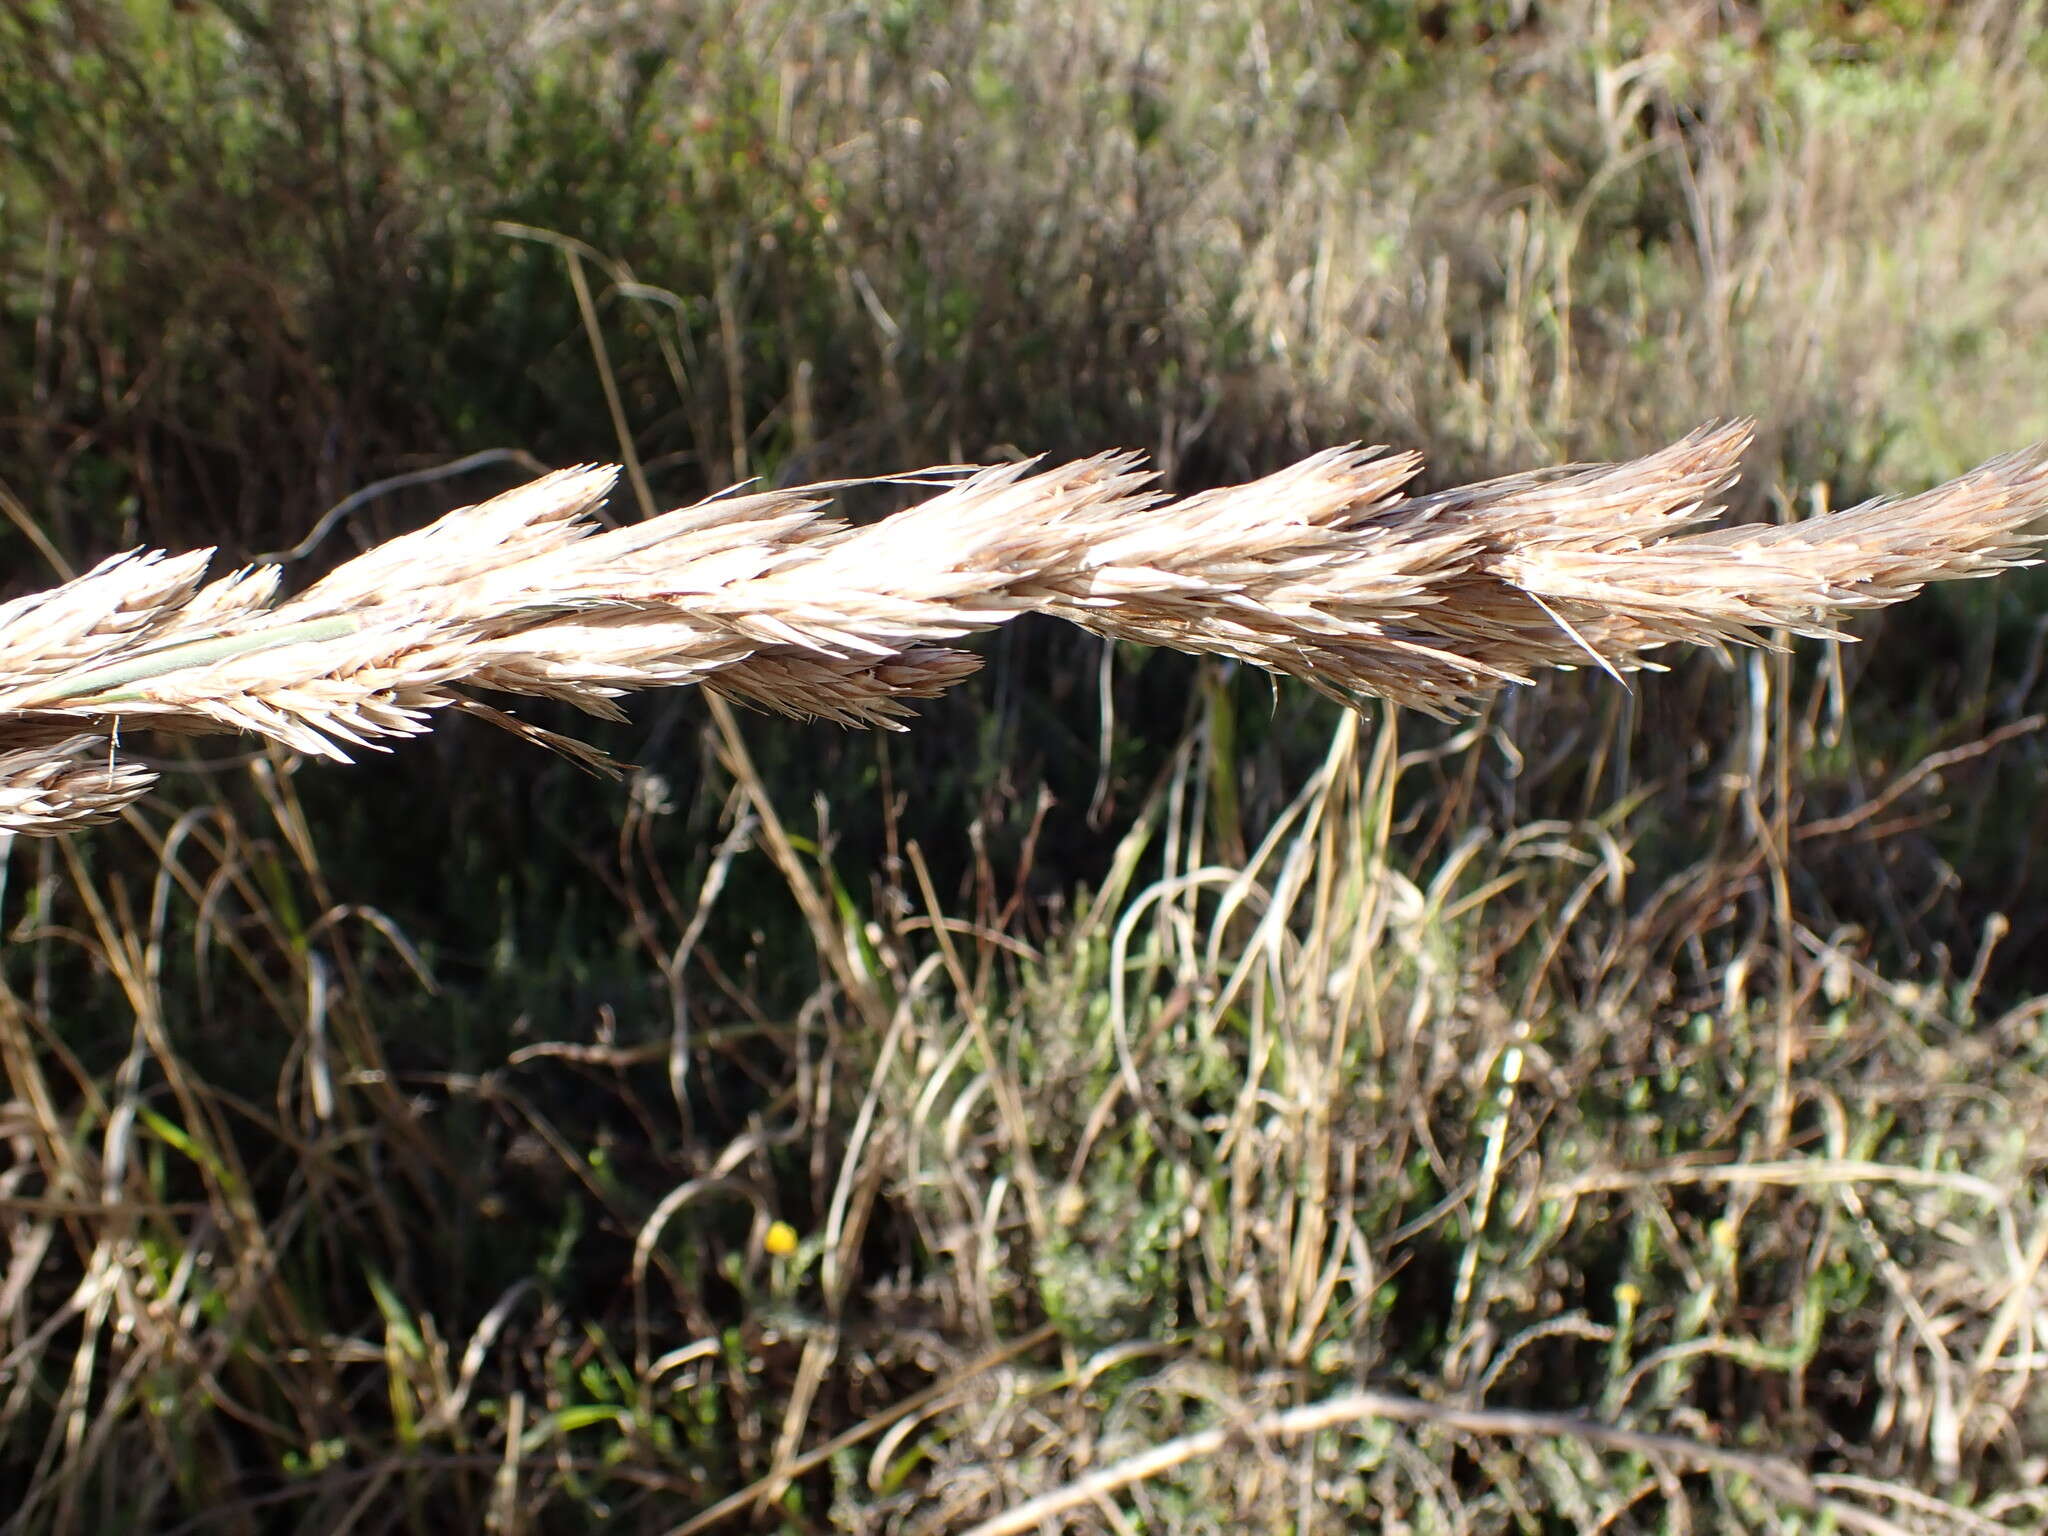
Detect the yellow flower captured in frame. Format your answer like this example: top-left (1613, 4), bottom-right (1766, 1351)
top-left (764, 1220), bottom-right (800, 1257)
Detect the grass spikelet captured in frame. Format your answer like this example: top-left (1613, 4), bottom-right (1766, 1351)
top-left (0, 729), bottom-right (156, 832)
top-left (1509, 442), bottom-right (2048, 659)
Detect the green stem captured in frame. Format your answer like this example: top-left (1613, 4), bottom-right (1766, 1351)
top-left (0, 616), bottom-right (361, 710)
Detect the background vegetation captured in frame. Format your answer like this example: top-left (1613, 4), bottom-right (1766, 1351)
top-left (3, 0), bottom-right (2047, 1530)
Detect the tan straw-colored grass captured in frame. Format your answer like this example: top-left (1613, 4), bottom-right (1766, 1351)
top-left (2, 419), bottom-right (2044, 834)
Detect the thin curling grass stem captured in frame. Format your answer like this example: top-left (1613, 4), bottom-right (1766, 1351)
top-left (2, 419), bottom-right (2045, 834)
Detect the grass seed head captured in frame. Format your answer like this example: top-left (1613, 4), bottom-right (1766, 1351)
top-left (1, 423), bottom-right (2044, 832)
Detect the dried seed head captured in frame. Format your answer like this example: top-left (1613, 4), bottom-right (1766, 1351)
top-left (2, 424), bottom-right (2044, 832)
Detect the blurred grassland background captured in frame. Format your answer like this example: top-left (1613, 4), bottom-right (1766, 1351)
top-left (5, 0), bottom-right (2048, 1530)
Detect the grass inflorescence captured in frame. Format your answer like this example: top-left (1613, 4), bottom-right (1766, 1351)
top-left (2, 422), bottom-right (2044, 836)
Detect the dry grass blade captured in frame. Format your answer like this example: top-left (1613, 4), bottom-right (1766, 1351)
top-left (947, 1386), bottom-right (1943, 1536)
top-left (2, 421), bottom-right (2044, 833)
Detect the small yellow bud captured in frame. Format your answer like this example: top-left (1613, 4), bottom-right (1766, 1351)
top-left (764, 1220), bottom-right (800, 1257)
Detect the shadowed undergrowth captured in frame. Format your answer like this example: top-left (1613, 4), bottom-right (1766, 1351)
top-left (4, 689), bottom-right (2045, 1531)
